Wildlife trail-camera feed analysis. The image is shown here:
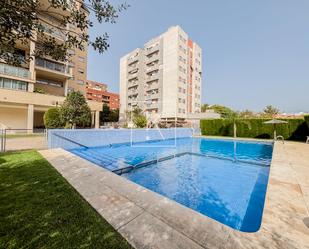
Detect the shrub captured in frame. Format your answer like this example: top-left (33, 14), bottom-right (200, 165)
top-left (305, 115), bottom-right (309, 130)
top-left (133, 115), bottom-right (147, 128)
top-left (200, 118), bottom-right (309, 141)
top-left (43, 108), bottom-right (64, 128)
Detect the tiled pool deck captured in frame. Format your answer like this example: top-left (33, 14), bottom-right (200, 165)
top-left (40, 140), bottom-right (309, 249)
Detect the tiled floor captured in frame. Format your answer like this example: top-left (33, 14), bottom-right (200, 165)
top-left (39, 141), bottom-right (309, 249)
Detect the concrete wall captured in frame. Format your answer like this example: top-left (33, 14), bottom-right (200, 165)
top-left (0, 106), bottom-right (27, 129)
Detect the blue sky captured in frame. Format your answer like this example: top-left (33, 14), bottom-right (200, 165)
top-left (87, 0), bottom-right (309, 113)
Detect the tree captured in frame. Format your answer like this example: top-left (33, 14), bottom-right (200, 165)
top-left (100, 104), bottom-right (110, 123)
top-left (211, 105), bottom-right (235, 118)
top-left (0, 0), bottom-right (128, 65)
top-left (226, 111), bottom-right (239, 138)
top-left (201, 103), bottom-right (210, 112)
top-left (239, 109), bottom-right (255, 118)
top-left (133, 115), bottom-right (147, 128)
top-left (109, 109), bottom-right (119, 122)
top-left (43, 107), bottom-right (64, 128)
top-left (263, 105), bottom-right (280, 117)
top-left (60, 91), bottom-right (91, 128)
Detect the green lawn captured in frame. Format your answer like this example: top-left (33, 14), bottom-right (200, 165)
top-left (0, 150), bottom-right (132, 249)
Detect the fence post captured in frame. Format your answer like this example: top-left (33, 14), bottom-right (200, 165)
top-left (3, 129), bottom-right (6, 152)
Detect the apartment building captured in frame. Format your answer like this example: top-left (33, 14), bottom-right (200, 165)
top-left (119, 26), bottom-right (202, 124)
top-left (0, 1), bottom-right (102, 130)
top-left (86, 80), bottom-right (120, 109)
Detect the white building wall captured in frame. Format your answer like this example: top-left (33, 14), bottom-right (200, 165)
top-left (119, 55), bottom-right (128, 121)
top-left (192, 43), bottom-right (202, 113)
top-left (161, 27), bottom-right (179, 119)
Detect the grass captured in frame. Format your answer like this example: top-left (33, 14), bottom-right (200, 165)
top-left (0, 150), bottom-right (132, 249)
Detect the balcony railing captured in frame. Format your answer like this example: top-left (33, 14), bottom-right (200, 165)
top-left (35, 57), bottom-right (69, 74)
top-left (145, 93), bottom-right (159, 100)
top-left (128, 72), bottom-right (138, 80)
top-left (146, 53), bottom-right (159, 63)
top-left (40, 22), bottom-right (66, 40)
top-left (146, 74), bottom-right (159, 82)
top-left (145, 43), bottom-right (160, 55)
top-left (0, 63), bottom-right (30, 79)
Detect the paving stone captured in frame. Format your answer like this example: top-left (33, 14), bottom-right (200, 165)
top-left (118, 212), bottom-right (204, 249)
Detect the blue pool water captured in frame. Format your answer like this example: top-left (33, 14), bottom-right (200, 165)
top-left (70, 137), bottom-right (273, 232)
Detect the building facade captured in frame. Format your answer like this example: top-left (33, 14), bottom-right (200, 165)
top-left (86, 80), bottom-right (120, 110)
top-left (119, 26), bottom-right (202, 123)
top-left (0, 1), bottom-right (102, 130)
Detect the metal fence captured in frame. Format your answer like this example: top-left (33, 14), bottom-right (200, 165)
top-left (0, 129), bottom-right (48, 152)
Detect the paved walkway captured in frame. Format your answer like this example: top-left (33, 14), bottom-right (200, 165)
top-left (40, 141), bottom-right (309, 249)
top-left (5, 136), bottom-right (47, 151)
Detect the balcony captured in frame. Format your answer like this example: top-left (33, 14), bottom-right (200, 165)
top-left (146, 82), bottom-right (159, 91)
top-left (128, 80), bottom-right (138, 87)
top-left (146, 53), bottom-right (159, 63)
top-left (128, 55), bottom-right (139, 65)
top-left (35, 57), bottom-right (71, 79)
top-left (146, 74), bottom-right (159, 82)
top-left (128, 88), bottom-right (138, 95)
top-left (40, 22), bottom-right (66, 41)
top-left (145, 93), bottom-right (159, 100)
top-left (0, 63), bottom-right (30, 80)
top-left (128, 72), bottom-right (138, 80)
top-left (145, 102), bottom-right (159, 109)
top-left (146, 64), bottom-right (159, 73)
top-left (145, 43), bottom-right (160, 55)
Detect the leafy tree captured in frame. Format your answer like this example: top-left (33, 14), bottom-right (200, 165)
top-left (100, 105), bottom-right (119, 123)
top-left (43, 107), bottom-right (64, 128)
top-left (100, 104), bottom-right (110, 123)
top-left (109, 109), bottom-right (119, 122)
top-left (263, 105), bottom-right (280, 117)
top-left (239, 109), bottom-right (255, 118)
top-left (201, 103), bottom-right (210, 112)
top-left (211, 105), bottom-right (235, 118)
top-left (60, 91), bottom-right (91, 128)
top-left (0, 0), bottom-right (128, 65)
top-left (133, 115), bottom-right (147, 128)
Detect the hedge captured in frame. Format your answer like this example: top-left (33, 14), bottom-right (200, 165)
top-left (200, 118), bottom-right (309, 141)
top-left (305, 115), bottom-right (309, 129)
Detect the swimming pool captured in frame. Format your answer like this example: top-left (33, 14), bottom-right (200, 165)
top-left (69, 136), bottom-right (273, 232)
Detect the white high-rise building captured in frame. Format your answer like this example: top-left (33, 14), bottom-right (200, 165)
top-left (119, 26), bottom-right (202, 124)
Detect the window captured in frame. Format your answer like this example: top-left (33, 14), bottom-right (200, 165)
top-left (77, 79), bottom-right (84, 85)
top-left (37, 78), bottom-right (63, 88)
top-left (67, 49), bottom-right (75, 55)
top-left (78, 68), bottom-right (84, 74)
top-left (78, 56), bottom-right (85, 62)
top-left (0, 77), bottom-right (28, 91)
top-left (178, 87), bottom-right (182, 93)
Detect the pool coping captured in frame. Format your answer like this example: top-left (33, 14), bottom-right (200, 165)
top-left (39, 140), bottom-right (309, 249)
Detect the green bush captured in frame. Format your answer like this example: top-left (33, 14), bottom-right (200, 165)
top-left (200, 118), bottom-right (309, 141)
top-left (133, 115), bottom-right (147, 128)
top-left (43, 108), bottom-right (64, 128)
top-left (305, 115), bottom-right (309, 130)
